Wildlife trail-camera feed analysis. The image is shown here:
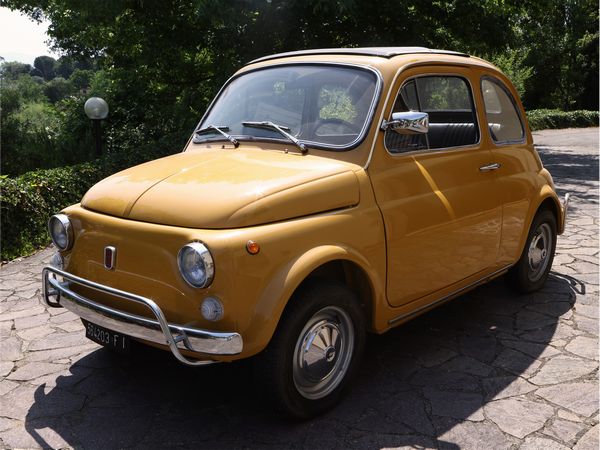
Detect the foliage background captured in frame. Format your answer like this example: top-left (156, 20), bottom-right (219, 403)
top-left (1, 0), bottom-right (598, 260)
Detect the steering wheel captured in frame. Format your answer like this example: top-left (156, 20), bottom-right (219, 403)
top-left (313, 118), bottom-right (361, 135)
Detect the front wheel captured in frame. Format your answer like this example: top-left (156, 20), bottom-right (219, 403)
top-left (507, 209), bottom-right (557, 293)
top-left (255, 282), bottom-right (365, 419)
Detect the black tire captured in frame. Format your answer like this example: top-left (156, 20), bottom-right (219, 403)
top-left (254, 281), bottom-right (365, 420)
top-left (507, 209), bottom-right (557, 293)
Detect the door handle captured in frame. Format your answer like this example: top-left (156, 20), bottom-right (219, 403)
top-left (479, 163), bottom-right (501, 172)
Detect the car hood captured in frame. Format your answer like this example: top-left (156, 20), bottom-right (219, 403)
top-left (81, 147), bottom-right (360, 229)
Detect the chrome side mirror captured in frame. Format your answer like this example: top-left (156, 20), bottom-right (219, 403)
top-left (381, 111), bottom-right (429, 134)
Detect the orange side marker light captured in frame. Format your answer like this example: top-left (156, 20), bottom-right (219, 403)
top-left (246, 240), bottom-right (260, 255)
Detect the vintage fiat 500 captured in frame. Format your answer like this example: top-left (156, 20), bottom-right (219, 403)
top-left (43, 47), bottom-right (569, 418)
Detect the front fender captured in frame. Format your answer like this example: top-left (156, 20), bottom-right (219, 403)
top-left (246, 245), bottom-right (382, 356)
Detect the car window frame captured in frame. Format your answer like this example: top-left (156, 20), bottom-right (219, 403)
top-left (191, 62), bottom-right (384, 152)
top-left (480, 75), bottom-right (526, 146)
top-left (383, 72), bottom-right (482, 156)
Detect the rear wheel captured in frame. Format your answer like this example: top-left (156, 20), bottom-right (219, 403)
top-left (255, 282), bottom-right (365, 419)
top-left (507, 209), bottom-right (557, 293)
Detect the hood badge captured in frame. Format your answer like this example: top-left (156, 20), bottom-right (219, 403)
top-left (104, 246), bottom-right (116, 270)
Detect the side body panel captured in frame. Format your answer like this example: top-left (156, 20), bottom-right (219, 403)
top-left (368, 65), bottom-right (503, 307)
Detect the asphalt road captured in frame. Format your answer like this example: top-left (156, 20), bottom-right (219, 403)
top-left (0, 128), bottom-right (598, 449)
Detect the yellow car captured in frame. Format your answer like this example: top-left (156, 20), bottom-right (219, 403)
top-left (42, 47), bottom-right (569, 418)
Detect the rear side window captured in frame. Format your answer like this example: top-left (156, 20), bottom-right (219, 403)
top-left (481, 77), bottom-right (525, 143)
top-left (386, 75), bottom-right (479, 153)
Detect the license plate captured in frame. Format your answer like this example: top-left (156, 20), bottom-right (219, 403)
top-left (82, 319), bottom-right (130, 354)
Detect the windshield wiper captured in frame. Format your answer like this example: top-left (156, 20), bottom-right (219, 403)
top-left (242, 121), bottom-right (307, 154)
top-left (194, 125), bottom-right (239, 148)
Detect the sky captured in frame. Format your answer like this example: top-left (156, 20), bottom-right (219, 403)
top-left (0, 6), bottom-right (58, 65)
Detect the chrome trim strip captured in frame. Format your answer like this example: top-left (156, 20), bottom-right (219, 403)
top-left (103, 246), bottom-right (116, 270)
top-left (42, 267), bottom-right (243, 366)
top-left (177, 242), bottom-right (215, 288)
top-left (388, 264), bottom-right (512, 325)
top-left (562, 193), bottom-right (570, 231)
top-left (479, 163), bottom-right (501, 172)
top-left (247, 47), bottom-right (470, 65)
top-left (48, 214), bottom-right (73, 251)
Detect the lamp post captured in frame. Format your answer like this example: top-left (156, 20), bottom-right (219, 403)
top-left (84, 97), bottom-right (109, 158)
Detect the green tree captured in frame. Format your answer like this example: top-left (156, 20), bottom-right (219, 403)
top-left (4, 0), bottom-right (597, 149)
top-left (1, 59), bottom-right (96, 174)
top-left (33, 55), bottom-right (57, 80)
top-left (488, 48), bottom-right (534, 97)
top-left (0, 61), bottom-right (33, 79)
top-left (3, 1), bottom-right (520, 142)
top-left (517, 0), bottom-right (599, 109)
top-left (12, 73), bottom-right (46, 102)
top-left (43, 76), bottom-right (74, 103)
top-left (69, 68), bottom-right (93, 90)
top-left (55, 55), bottom-right (75, 78)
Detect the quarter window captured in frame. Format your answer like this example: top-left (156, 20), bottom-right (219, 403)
top-left (386, 75), bottom-right (479, 153)
top-left (481, 77), bottom-right (524, 143)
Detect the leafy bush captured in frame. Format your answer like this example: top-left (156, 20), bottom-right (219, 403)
top-left (526, 109), bottom-right (599, 131)
top-left (0, 132), bottom-right (187, 261)
top-left (1, 102), bottom-right (63, 174)
top-left (0, 59), bottom-right (105, 176)
top-left (43, 77), bottom-right (75, 103)
top-left (489, 48), bottom-right (533, 97)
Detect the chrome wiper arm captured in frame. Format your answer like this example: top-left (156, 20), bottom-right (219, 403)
top-left (242, 121), bottom-right (307, 154)
top-left (195, 125), bottom-right (239, 148)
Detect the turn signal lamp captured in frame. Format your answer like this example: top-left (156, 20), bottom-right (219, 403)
top-left (246, 240), bottom-right (260, 255)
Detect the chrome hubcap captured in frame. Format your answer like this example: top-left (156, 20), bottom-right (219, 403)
top-left (293, 306), bottom-right (354, 400)
top-left (527, 223), bottom-right (552, 282)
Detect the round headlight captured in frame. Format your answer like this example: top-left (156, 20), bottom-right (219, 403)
top-left (48, 214), bottom-right (73, 251)
top-left (177, 242), bottom-right (214, 288)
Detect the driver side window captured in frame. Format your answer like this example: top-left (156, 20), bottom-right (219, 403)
top-left (385, 75), bottom-right (479, 154)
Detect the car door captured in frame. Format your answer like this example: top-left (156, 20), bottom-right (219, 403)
top-left (479, 74), bottom-right (536, 266)
top-left (368, 65), bottom-right (503, 307)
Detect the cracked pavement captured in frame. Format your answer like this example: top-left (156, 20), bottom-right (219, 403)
top-left (0, 128), bottom-right (598, 449)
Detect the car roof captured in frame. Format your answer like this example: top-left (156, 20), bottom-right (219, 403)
top-left (247, 47), bottom-right (470, 64)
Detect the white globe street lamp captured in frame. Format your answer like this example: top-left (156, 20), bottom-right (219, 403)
top-left (84, 97), bottom-right (109, 157)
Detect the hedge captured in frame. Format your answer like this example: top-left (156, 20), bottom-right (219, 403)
top-left (1, 134), bottom-right (185, 261)
top-left (1, 110), bottom-right (598, 261)
top-left (526, 109), bottom-right (599, 131)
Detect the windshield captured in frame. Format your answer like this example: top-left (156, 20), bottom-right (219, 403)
top-left (198, 64), bottom-right (379, 149)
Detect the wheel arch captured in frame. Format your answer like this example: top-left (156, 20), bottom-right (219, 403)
top-left (250, 245), bottom-right (381, 356)
top-left (538, 195), bottom-right (561, 231)
top-left (295, 259), bottom-right (375, 331)
top-left (515, 188), bottom-right (562, 261)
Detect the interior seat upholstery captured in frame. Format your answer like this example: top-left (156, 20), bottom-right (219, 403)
top-left (427, 123), bottom-right (477, 149)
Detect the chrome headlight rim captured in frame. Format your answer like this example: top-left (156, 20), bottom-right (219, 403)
top-left (177, 242), bottom-right (215, 288)
top-left (48, 214), bottom-right (73, 251)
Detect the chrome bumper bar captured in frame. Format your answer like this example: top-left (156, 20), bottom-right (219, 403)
top-left (42, 266), bottom-right (243, 366)
top-left (562, 193), bottom-right (570, 231)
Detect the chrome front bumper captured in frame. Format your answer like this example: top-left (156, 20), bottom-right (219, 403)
top-left (42, 266), bottom-right (243, 366)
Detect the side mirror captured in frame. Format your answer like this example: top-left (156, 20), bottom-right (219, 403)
top-left (381, 111), bottom-right (429, 134)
